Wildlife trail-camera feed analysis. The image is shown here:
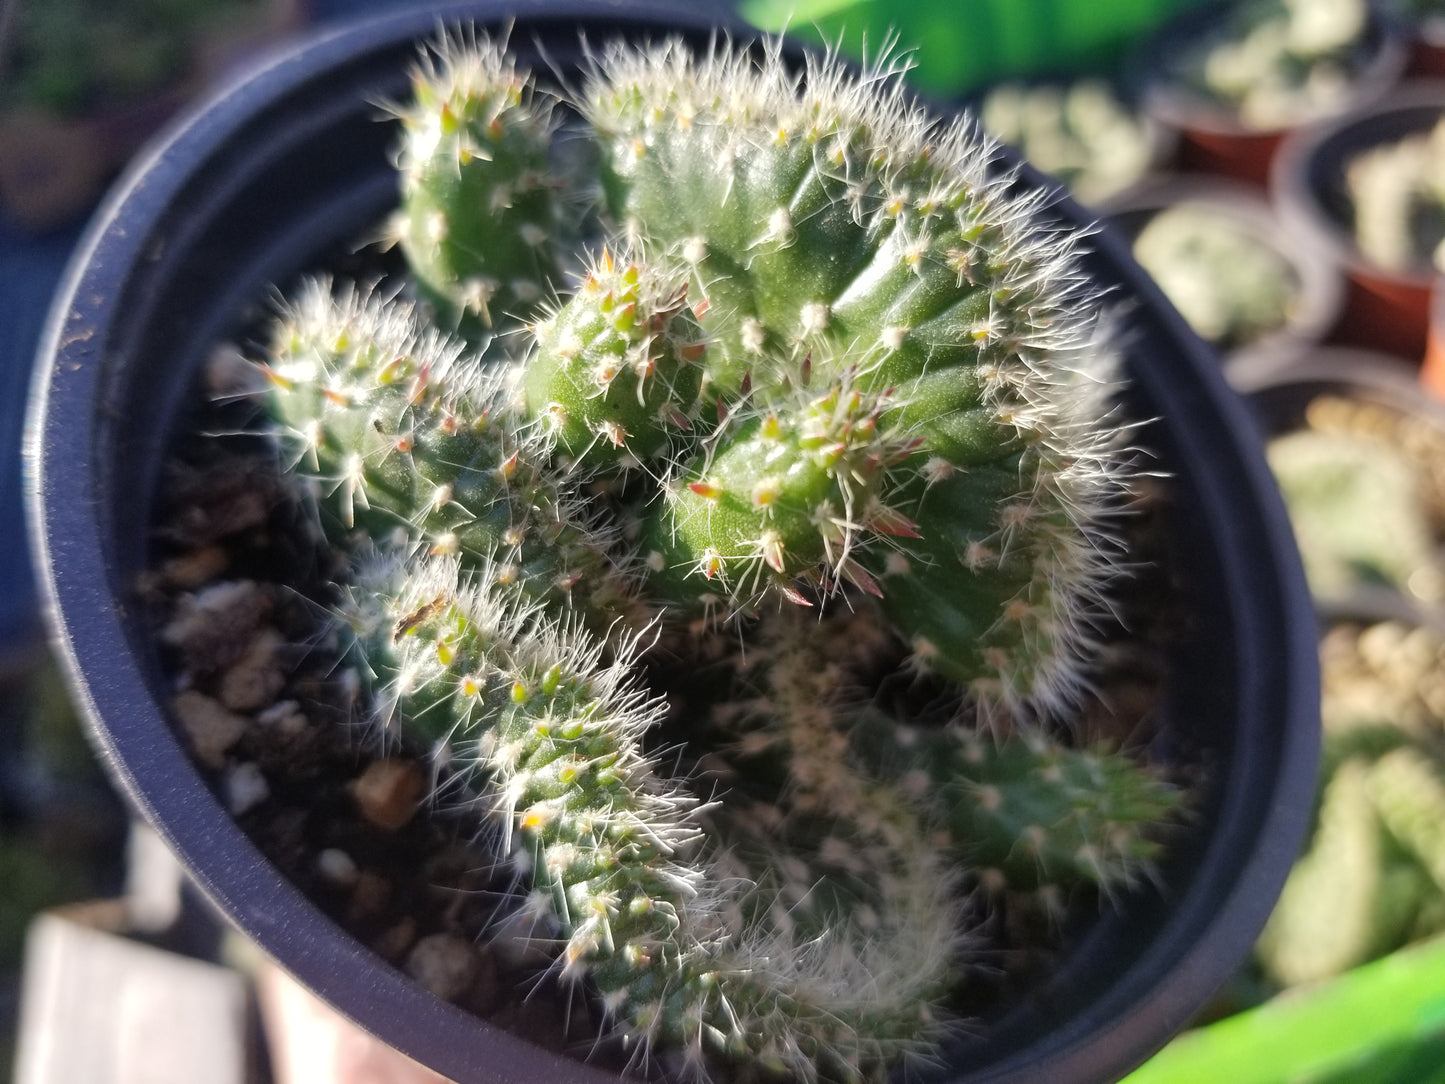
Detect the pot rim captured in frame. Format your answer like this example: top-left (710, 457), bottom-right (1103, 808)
top-left (23, 4), bottom-right (1321, 1082)
top-left (1271, 78), bottom-right (1445, 289)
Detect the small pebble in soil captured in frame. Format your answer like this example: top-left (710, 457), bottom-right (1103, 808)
top-left (224, 761), bottom-right (271, 816)
top-left (161, 579), bottom-right (273, 673)
top-left (351, 759), bottom-right (425, 831)
top-left (171, 689), bottom-right (248, 768)
top-left (318, 847), bottom-right (360, 887)
top-left (405, 933), bottom-right (483, 1002)
top-left (219, 627), bottom-right (287, 712)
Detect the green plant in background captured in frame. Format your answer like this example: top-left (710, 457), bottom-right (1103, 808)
top-left (980, 79), bottom-right (1157, 206)
top-left (1130, 200), bottom-right (1301, 352)
top-left (1265, 393), bottom-right (1445, 605)
top-left (1266, 427), bottom-right (1436, 599)
top-left (1255, 619), bottom-right (1445, 989)
top-left (1166, 0), bottom-right (1376, 129)
top-left (249, 28), bottom-right (1185, 1081)
top-left (1347, 115), bottom-right (1445, 275)
top-left (0, 0), bottom-right (270, 115)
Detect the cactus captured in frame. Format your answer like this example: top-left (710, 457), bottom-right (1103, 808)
top-left (1367, 745), bottom-right (1445, 894)
top-left (260, 277), bottom-right (644, 630)
top-left (1254, 757), bottom-right (1386, 987)
top-left (337, 553), bottom-right (961, 1081)
top-left (637, 361), bottom-right (923, 611)
top-left (706, 605), bottom-right (1181, 900)
top-left (387, 30), bottom-right (568, 338)
top-left (1253, 619), bottom-right (1445, 991)
top-left (522, 250), bottom-right (709, 472)
top-left (577, 37), bottom-right (1132, 712)
top-left (234, 26), bottom-right (1187, 1084)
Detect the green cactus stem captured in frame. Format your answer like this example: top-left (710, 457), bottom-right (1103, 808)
top-left (693, 606), bottom-right (966, 937)
top-left (389, 30), bottom-right (566, 338)
top-left (579, 37), bottom-right (1132, 712)
top-left (707, 606), bottom-right (1180, 899)
top-left (638, 361), bottom-right (923, 610)
top-left (338, 554), bottom-right (962, 1083)
top-left (260, 277), bottom-right (642, 629)
top-left (1255, 757), bottom-right (1391, 987)
top-left (522, 250), bottom-right (709, 472)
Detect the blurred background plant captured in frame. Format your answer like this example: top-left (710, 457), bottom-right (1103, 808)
top-left (0, 0), bottom-right (305, 232)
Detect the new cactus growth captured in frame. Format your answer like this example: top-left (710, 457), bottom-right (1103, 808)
top-left (578, 38), bottom-right (1131, 710)
top-left (638, 364), bottom-right (921, 611)
top-left (523, 250), bottom-right (708, 471)
top-left (229, 25), bottom-right (1185, 1084)
top-left (389, 30), bottom-right (566, 337)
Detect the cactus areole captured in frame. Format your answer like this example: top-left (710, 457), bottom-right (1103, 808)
top-left (27, 4), bottom-right (1320, 1084)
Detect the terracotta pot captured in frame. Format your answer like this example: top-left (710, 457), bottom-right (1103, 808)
top-left (1272, 81), bottom-right (1445, 361)
top-left (1132, 0), bottom-right (1408, 187)
top-left (1406, 15), bottom-right (1445, 78)
top-left (1424, 275), bottom-right (1445, 397)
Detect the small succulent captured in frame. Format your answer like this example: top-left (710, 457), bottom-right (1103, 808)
top-left (1129, 200), bottom-right (1301, 353)
top-left (1267, 426), bottom-right (1436, 599)
top-left (1168, 0), bottom-right (1375, 130)
top-left (1347, 115), bottom-right (1445, 275)
top-left (245, 27), bottom-right (1183, 1083)
top-left (1255, 619), bottom-right (1445, 988)
top-left (1264, 391), bottom-right (1445, 605)
top-left (979, 78), bottom-right (1157, 206)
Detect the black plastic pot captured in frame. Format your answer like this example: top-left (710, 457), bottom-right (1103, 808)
top-left (1272, 81), bottom-right (1445, 360)
top-left (1101, 174), bottom-right (1345, 382)
top-left (25, 3), bottom-right (1320, 1082)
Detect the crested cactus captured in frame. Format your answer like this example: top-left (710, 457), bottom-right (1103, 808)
top-left (577, 38), bottom-right (1131, 712)
top-left (233, 25), bottom-right (1187, 1084)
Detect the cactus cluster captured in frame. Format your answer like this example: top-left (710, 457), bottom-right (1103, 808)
top-left (1256, 619), bottom-right (1445, 987)
top-left (241, 27), bottom-right (1184, 1083)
